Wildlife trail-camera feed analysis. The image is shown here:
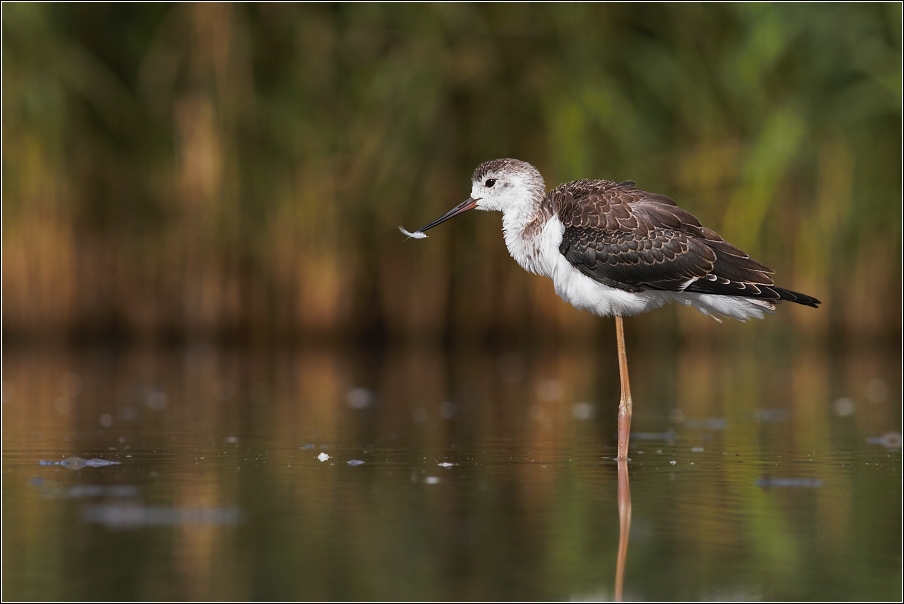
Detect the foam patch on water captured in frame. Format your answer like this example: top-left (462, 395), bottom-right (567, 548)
top-left (39, 457), bottom-right (121, 470)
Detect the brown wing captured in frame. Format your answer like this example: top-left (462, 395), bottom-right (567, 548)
top-left (553, 180), bottom-right (820, 306)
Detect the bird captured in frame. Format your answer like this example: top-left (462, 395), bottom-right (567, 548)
top-left (400, 158), bottom-right (820, 460)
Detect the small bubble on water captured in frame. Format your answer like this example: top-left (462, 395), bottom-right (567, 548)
top-left (99, 414), bottom-right (114, 428)
top-left (572, 402), bottom-right (594, 420)
top-left (754, 409), bottom-right (789, 423)
top-left (118, 406), bottom-right (138, 422)
top-left (317, 452), bottom-right (330, 462)
top-left (346, 388), bottom-right (373, 410)
top-left (670, 460), bottom-right (677, 465)
top-left (347, 459), bottom-right (365, 466)
top-left (536, 379), bottom-right (564, 403)
top-left (834, 397), bottom-right (855, 417)
top-left (147, 391), bottom-right (168, 411)
top-left (54, 397), bottom-right (72, 415)
top-left (424, 476), bottom-right (440, 485)
top-left (439, 401), bottom-right (457, 419)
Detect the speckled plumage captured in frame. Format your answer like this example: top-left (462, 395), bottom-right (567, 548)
top-left (465, 159), bottom-right (820, 320)
top-left (551, 178), bottom-right (818, 304)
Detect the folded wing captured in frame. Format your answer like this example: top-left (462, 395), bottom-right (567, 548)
top-left (553, 181), bottom-right (820, 307)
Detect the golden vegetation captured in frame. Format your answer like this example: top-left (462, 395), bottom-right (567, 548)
top-left (2, 4), bottom-right (900, 345)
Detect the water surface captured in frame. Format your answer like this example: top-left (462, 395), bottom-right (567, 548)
top-left (3, 342), bottom-right (900, 600)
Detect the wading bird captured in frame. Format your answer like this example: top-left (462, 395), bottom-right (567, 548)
top-left (400, 159), bottom-right (820, 460)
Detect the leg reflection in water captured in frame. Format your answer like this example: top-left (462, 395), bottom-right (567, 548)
top-left (614, 459), bottom-right (632, 602)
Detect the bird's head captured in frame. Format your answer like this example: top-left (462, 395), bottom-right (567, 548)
top-left (469, 158), bottom-right (546, 215)
top-left (410, 159), bottom-right (546, 235)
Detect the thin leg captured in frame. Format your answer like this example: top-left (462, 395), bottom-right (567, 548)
top-left (614, 458), bottom-right (632, 602)
top-left (615, 315), bottom-right (632, 461)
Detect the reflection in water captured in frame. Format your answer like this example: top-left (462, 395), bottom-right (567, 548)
top-left (755, 476), bottom-right (824, 489)
top-left (1, 342), bottom-right (901, 601)
top-left (38, 457), bottom-right (121, 469)
top-left (614, 460), bottom-right (632, 602)
top-left (679, 417), bottom-right (728, 431)
top-left (754, 409), bottom-right (791, 423)
top-left (28, 479), bottom-right (139, 499)
top-left (866, 432), bottom-right (903, 449)
top-left (82, 504), bottom-right (242, 529)
top-left (631, 429), bottom-right (677, 443)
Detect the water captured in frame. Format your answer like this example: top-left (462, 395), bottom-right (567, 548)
top-left (2, 343), bottom-right (900, 600)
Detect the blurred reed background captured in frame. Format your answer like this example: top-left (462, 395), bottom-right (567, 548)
top-left (2, 3), bottom-right (901, 347)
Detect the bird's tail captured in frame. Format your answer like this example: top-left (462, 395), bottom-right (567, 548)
top-left (773, 287), bottom-right (821, 308)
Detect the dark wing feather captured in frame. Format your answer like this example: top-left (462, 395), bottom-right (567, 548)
top-left (553, 181), bottom-right (820, 307)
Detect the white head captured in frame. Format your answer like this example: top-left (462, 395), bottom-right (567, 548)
top-left (470, 158), bottom-right (547, 214)
top-left (410, 159), bottom-right (547, 235)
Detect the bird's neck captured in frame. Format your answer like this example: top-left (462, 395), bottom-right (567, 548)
top-left (501, 197), bottom-right (553, 276)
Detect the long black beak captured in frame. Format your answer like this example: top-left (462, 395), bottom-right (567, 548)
top-left (415, 197), bottom-right (480, 232)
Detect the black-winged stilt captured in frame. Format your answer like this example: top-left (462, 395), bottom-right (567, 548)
top-left (401, 158), bottom-right (820, 460)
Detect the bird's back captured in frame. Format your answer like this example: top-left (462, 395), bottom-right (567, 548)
top-left (546, 179), bottom-right (820, 308)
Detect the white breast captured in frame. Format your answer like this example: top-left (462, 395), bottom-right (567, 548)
top-left (503, 215), bottom-right (663, 317)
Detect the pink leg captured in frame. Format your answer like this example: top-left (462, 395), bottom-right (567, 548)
top-left (615, 315), bottom-right (633, 461)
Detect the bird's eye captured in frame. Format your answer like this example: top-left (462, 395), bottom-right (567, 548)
top-left (485, 178), bottom-right (496, 187)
